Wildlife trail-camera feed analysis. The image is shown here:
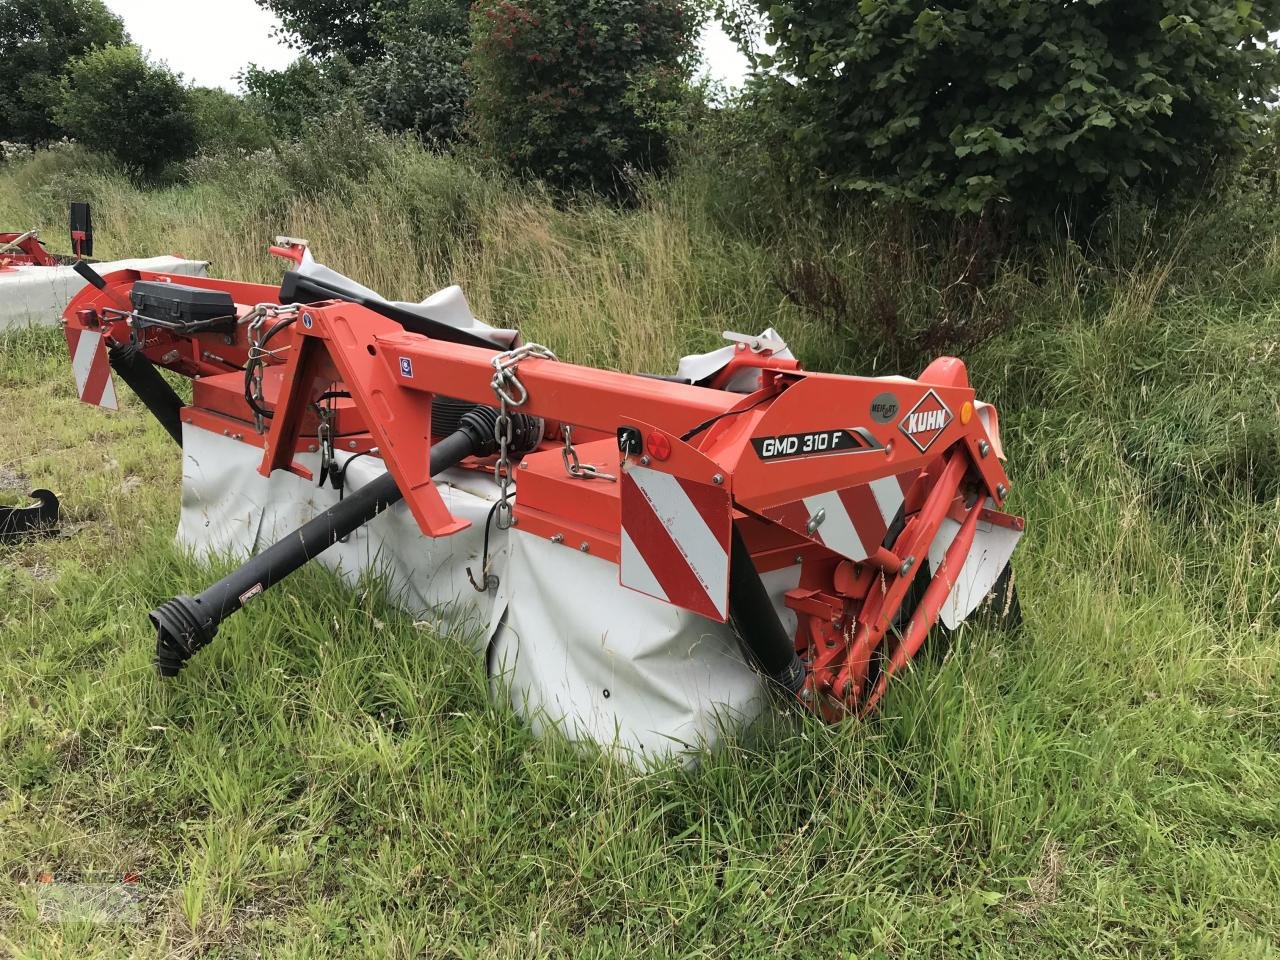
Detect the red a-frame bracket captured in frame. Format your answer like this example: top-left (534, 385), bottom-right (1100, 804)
top-left (257, 304), bottom-right (470, 537)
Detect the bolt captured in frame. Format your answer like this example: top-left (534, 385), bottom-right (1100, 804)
top-left (349, 441), bottom-right (358, 450)
top-left (712, 474), bottom-right (724, 485)
top-left (223, 429), bottom-right (230, 436)
top-left (519, 460), bottom-right (529, 470)
top-left (551, 533), bottom-right (564, 544)
top-left (997, 483), bottom-right (1008, 499)
top-left (639, 455), bottom-right (651, 466)
top-left (579, 542), bottom-right (590, 553)
top-left (308, 444), bottom-right (317, 452)
top-left (794, 554), bottom-right (804, 564)
top-left (978, 440), bottom-right (990, 458)
top-left (233, 433), bottom-right (243, 441)
top-left (900, 555), bottom-right (916, 576)
top-left (806, 508), bottom-right (826, 535)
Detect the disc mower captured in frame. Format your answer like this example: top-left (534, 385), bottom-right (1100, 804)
top-left (1, 204), bottom-right (208, 333)
top-left (58, 239), bottom-right (1022, 751)
top-left (0, 203), bottom-right (92, 269)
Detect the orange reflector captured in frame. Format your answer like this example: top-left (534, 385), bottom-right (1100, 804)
top-left (645, 431), bottom-right (672, 461)
top-left (960, 402), bottom-right (973, 425)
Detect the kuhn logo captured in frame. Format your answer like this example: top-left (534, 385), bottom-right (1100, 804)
top-left (899, 390), bottom-right (953, 452)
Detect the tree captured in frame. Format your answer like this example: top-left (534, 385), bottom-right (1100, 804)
top-left (56, 45), bottom-right (197, 179)
top-left (253, 0), bottom-right (472, 144)
top-left (353, 0), bottom-right (472, 144)
top-left (470, 0), bottom-right (704, 194)
top-left (254, 0), bottom-right (399, 64)
top-left (0, 0), bottom-right (126, 144)
top-left (354, 34), bottom-right (472, 145)
top-left (241, 58), bottom-right (355, 136)
top-left (750, 0), bottom-right (1280, 217)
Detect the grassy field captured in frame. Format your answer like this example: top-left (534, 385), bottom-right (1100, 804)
top-left (1, 142), bottom-right (1279, 958)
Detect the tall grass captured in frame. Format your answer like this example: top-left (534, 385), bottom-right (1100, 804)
top-left (1, 139), bottom-right (1278, 957)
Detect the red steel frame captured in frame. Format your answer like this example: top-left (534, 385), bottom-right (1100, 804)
top-left (62, 262), bottom-right (1020, 717)
top-left (0, 231), bottom-right (60, 270)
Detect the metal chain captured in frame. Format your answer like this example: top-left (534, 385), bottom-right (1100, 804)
top-left (316, 406), bottom-right (335, 488)
top-left (490, 343), bottom-right (556, 529)
top-left (245, 303), bottom-right (299, 434)
top-left (561, 425), bottom-right (615, 482)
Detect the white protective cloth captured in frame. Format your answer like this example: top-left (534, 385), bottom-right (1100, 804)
top-left (0, 257), bottom-right (209, 331)
top-left (295, 252), bottom-right (518, 347)
top-left (176, 423), bottom-right (788, 762)
top-left (675, 328), bottom-right (796, 392)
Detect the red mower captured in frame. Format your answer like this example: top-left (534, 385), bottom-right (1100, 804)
top-left (58, 238), bottom-right (1023, 754)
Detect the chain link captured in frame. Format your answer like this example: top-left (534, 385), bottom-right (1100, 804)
top-left (316, 406), bottom-right (335, 487)
top-left (561, 425), bottom-right (616, 482)
top-left (490, 343), bottom-right (556, 529)
top-left (245, 303), bottom-right (300, 434)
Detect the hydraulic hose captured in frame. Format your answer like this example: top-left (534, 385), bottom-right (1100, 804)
top-left (108, 343), bottom-right (185, 445)
top-left (151, 411), bottom-right (496, 677)
top-left (728, 525), bottom-right (805, 694)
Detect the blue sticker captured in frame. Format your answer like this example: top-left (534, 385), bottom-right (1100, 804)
top-left (302, 313), bottom-right (313, 329)
top-left (399, 357), bottom-right (413, 378)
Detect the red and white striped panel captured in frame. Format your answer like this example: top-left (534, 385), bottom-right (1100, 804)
top-left (620, 466), bottom-right (731, 621)
top-left (64, 327), bottom-right (118, 410)
top-left (762, 470), bottom-right (920, 562)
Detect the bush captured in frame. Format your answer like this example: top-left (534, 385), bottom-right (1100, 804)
top-left (55, 45), bottom-right (196, 180)
top-left (352, 0), bottom-right (472, 145)
top-left (470, 0), bottom-right (704, 195)
top-left (241, 57), bottom-right (355, 138)
top-left (0, 0), bottom-right (126, 145)
top-left (355, 36), bottom-right (471, 146)
top-left (751, 1), bottom-right (1280, 218)
top-left (187, 87), bottom-right (272, 154)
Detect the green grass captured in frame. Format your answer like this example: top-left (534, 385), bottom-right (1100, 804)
top-left (1, 144), bottom-right (1278, 958)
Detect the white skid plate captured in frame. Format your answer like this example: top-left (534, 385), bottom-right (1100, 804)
top-left (928, 510), bottom-right (1023, 628)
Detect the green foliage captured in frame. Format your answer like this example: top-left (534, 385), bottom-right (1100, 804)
top-left (354, 1), bottom-right (473, 145)
top-left (0, 0), bottom-right (126, 144)
top-left (240, 58), bottom-right (355, 137)
top-left (3, 142), bottom-right (1280, 956)
top-left (470, 0), bottom-right (705, 195)
top-left (187, 87), bottom-right (273, 154)
top-left (252, 0), bottom-right (390, 63)
top-left (250, 0), bottom-right (473, 144)
top-left (55, 45), bottom-right (196, 181)
top-left (751, 0), bottom-right (1280, 216)
top-left (354, 36), bottom-right (472, 145)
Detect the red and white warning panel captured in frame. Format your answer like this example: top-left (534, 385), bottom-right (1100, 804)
top-left (620, 466), bottom-right (732, 621)
top-left (762, 469), bottom-right (919, 562)
top-left (64, 326), bottom-right (118, 410)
